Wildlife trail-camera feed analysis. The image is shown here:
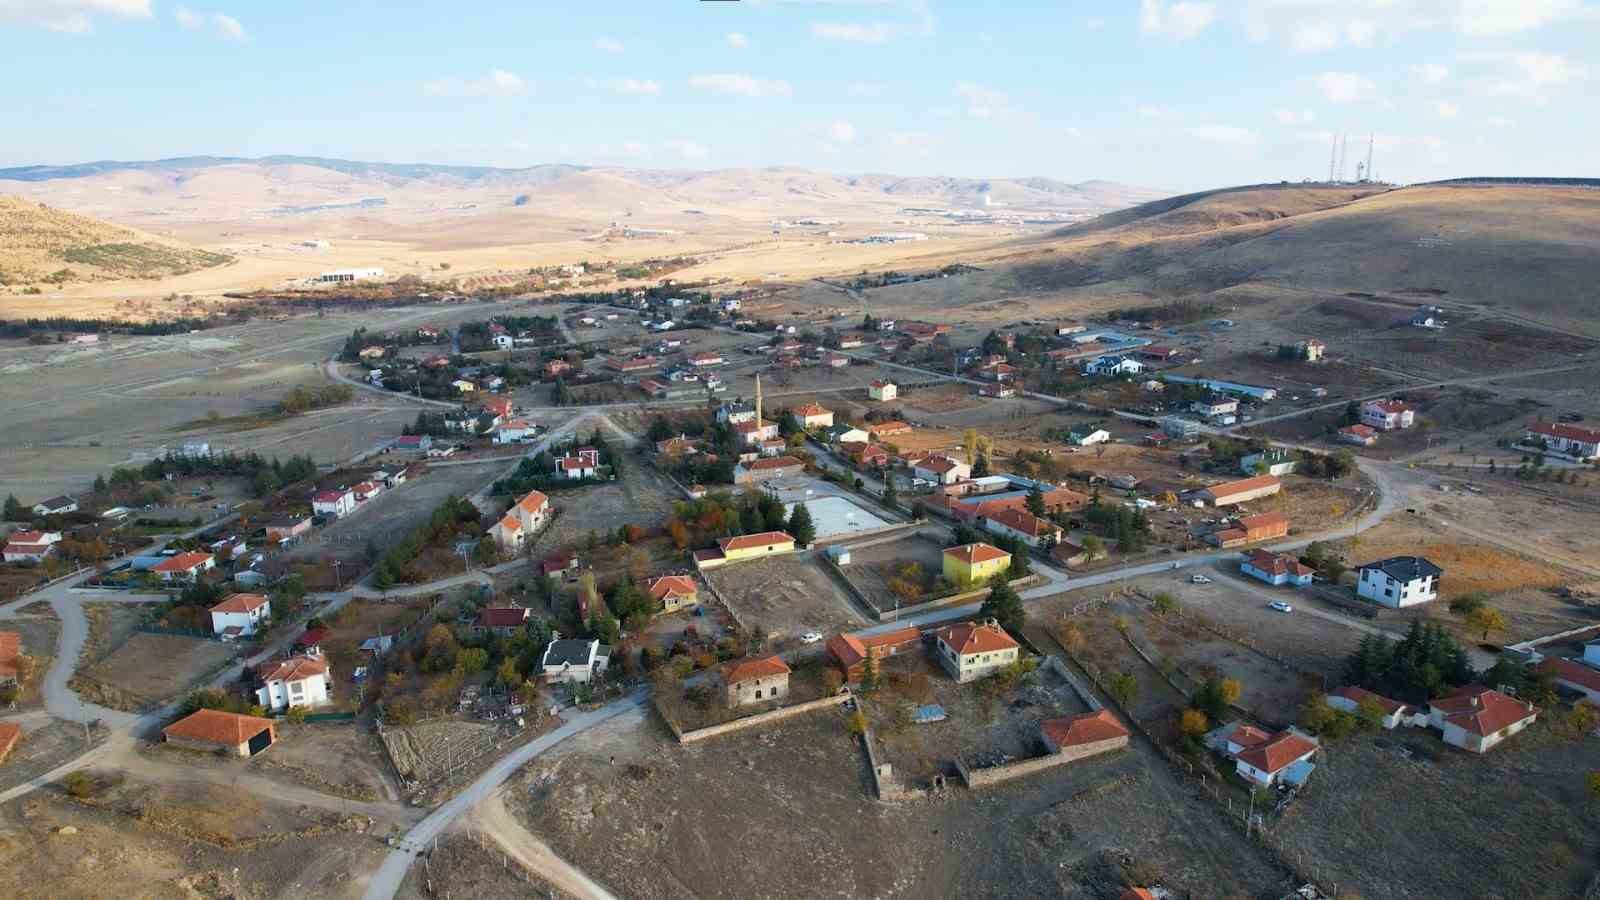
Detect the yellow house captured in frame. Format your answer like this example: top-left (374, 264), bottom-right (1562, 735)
top-left (942, 542), bottom-right (1012, 586)
top-left (697, 531), bottom-right (798, 570)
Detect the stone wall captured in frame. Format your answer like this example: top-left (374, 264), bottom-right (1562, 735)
top-left (663, 692), bottom-right (851, 744)
top-left (954, 735), bottom-right (1128, 789)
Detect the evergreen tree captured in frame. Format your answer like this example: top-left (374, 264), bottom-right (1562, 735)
top-left (93, 474), bottom-right (107, 494)
top-left (787, 502), bottom-right (816, 548)
top-left (980, 576), bottom-right (1027, 634)
top-left (3, 495), bottom-right (24, 521)
top-left (972, 452), bottom-right (990, 477)
top-left (1007, 536), bottom-right (1032, 576)
top-left (740, 504), bottom-right (763, 534)
top-left (882, 474), bottom-right (898, 507)
top-left (1025, 485), bottom-right (1046, 518)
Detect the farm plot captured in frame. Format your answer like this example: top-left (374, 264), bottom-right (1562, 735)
top-left (0, 718), bottom-right (108, 793)
top-left (0, 615), bottom-right (58, 710)
top-left (836, 532), bottom-right (954, 614)
top-left (1274, 726), bottom-right (1600, 900)
top-left (528, 456), bottom-right (680, 555)
top-left (379, 719), bottom-right (505, 786)
top-left (702, 553), bottom-right (868, 639)
top-left (863, 650), bottom-right (1091, 788)
top-left (282, 462), bottom-right (493, 573)
top-left (73, 632), bottom-right (237, 712)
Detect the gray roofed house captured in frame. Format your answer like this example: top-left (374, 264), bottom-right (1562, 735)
top-left (540, 638), bottom-right (611, 684)
top-left (1357, 556), bottom-right (1443, 608)
top-left (31, 496), bottom-right (78, 516)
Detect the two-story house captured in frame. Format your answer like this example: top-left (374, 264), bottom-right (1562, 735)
top-left (1357, 556), bottom-right (1441, 607)
top-left (933, 619), bottom-right (1020, 683)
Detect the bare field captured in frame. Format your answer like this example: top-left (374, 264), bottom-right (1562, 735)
top-left (74, 633), bottom-right (236, 712)
top-left (837, 532), bottom-right (952, 613)
top-left (703, 554), bottom-right (868, 640)
top-left (1275, 725), bottom-right (1600, 900)
top-left (0, 780), bottom-right (387, 900)
top-left (514, 686), bottom-right (1292, 899)
top-left (529, 457), bottom-right (681, 555)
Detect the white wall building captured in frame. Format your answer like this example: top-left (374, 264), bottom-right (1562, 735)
top-left (255, 656), bottom-right (332, 711)
top-left (1357, 556), bottom-right (1441, 607)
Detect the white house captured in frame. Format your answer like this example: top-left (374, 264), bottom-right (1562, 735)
top-left (209, 592), bottom-right (271, 639)
top-left (1232, 730), bottom-right (1320, 787)
top-left (1357, 556), bottom-right (1441, 607)
top-left (827, 425), bottom-right (870, 445)
top-left (791, 403), bottom-right (834, 429)
top-left (312, 489), bottom-right (356, 518)
top-left (1524, 422), bottom-right (1600, 462)
top-left (494, 419), bottom-right (538, 444)
top-left (150, 551), bottom-right (215, 583)
top-left (540, 638), bottom-right (610, 684)
top-left (1427, 685), bottom-right (1537, 754)
top-left (717, 401), bottom-right (757, 425)
top-left (555, 448), bottom-right (600, 479)
top-left (933, 619), bottom-right (1020, 683)
top-left (1084, 355), bottom-right (1144, 377)
top-left (255, 656), bottom-right (332, 711)
top-left (492, 334), bottom-right (514, 350)
top-left (1192, 395), bottom-right (1240, 419)
top-left (30, 495), bottom-right (78, 516)
top-left (1536, 657), bottom-right (1600, 705)
top-left (1361, 399), bottom-right (1415, 431)
top-left (868, 381), bottom-right (898, 402)
top-left (913, 456), bottom-right (970, 485)
top-left (2, 530), bottom-right (61, 563)
top-left (1325, 686), bottom-right (1411, 729)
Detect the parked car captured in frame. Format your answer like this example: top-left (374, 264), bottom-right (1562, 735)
top-left (1268, 600), bottom-right (1293, 613)
top-left (799, 631), bottom-right (823, 644)
top-left (1190, 574), bottom-right (1212, 584)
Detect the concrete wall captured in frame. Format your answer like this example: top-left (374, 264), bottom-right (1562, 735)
top-left (164, 735), bottom-right (249, 757)
top-left (954, 735), bottom-right (1127, 789)
top-left (664, 692), bottom-right (851, 744)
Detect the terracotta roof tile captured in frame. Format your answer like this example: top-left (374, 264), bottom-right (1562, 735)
top-left (935, 621), bottom-right (1019, 655)
top-left (162, 708), bottom-right (274, 746)
top-left (210, 592), bottom-right (269, 615)
top-left (152, 551), bottom-right (212, 573)
top-left (719, 531), bottom-right (795, 552)
top-left (1040, 709), bottom-right (1130, 748)
top-left (943, 542), bottom-right (1011, 566)
top-left (1235, 731), bottom-right (1318, 774)
top-left (257, 655), bottom-right (329, 684)
top-left (722, 655), bottom-right (791, 684)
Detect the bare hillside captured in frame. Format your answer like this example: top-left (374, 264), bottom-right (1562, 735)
top-left (980, 183), bottom-right (1600, 334)
top-left (0, 196), bottom-right (232, 287)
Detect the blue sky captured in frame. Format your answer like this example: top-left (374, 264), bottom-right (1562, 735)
top-left (2, 0), bottom-right (1596, 189)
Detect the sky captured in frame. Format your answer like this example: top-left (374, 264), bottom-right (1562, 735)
top-left (1, 0), bottom-right (1597, 190)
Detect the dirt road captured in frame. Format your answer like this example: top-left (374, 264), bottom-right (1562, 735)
top-left (469, 791), bottom-right (618, 900)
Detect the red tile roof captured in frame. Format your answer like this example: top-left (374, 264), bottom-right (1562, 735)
top-left (0, 630), bottom-right (19, 678)
top-left (558, 457), bottom-right (594, 471)
top-left (476, 607), bottom-right (531, 628)
top-left (1537, 657), bottom-right (1600, 694)
top-left (163, 708), bottom-right (274, 747)
top-left (152, 551), bottom-right (212, 573)
top-left (1235, 731), bottom-right (1318, 774)
top-left (935, 621), bottom-right (1019, 655)
top-left (984, 507), bottom-right (1060, 538)
top-left (1328, 685), bottom-right (1408, 715)
top-left (1529, 421), bottom-right (1600, 444)
top-left (1225, 723), bottom-right (1274, 749)
top-left (0, 721), bottom-right (19, 762)
top-left (496, 513), bottom-right (523, 532)
top-left (1367, 399), bottom-right (1411, 414)
top-left (719, 531), bottom-right (795, 553)
top-left (942, 542), bottom-right (1011, 566)
top-left (826, 627), bottom-right (921, 669)
top-left (918, 456), bottom-right (963, 475)
top-left (1341, 424), bottom-right (1377, 437)
top-left (741, 456), bottom-right (802, 471)
top-left (1040, 709), bottom-right (1130, 748)
top-left (517, 490), bottom-right (549, 515)
top-left (792, 403), bottom-right (831, 417)
top-left (646, 575), bottom-right (698, 601)
top-left (1242, 549), bottom-right (1314, 579)
top-left (257, 655), bottom-right (329, 684)
top-left (722, 655), bottom-right (791, 684)
top-left (210, 592), bottom-right (268, 615)
top-left (869, 421), bottom-right (911, 435)
top-left (313, 489), bottom-right (350, 503)
top-left (1204, 474), bottom-right (1282, 500)
top-left (1439, 687), bottom-right (1536, 737)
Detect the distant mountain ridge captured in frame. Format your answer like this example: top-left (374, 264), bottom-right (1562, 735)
top-left (0, 155), bottom-right (590, 183)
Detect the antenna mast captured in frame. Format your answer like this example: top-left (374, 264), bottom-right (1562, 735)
top-left (1365, 133), bottom-right (1375, 183)
top-left (1328, 134), bottom-right (1338, 183)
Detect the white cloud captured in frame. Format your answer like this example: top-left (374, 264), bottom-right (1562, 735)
top-left (688, 73), bottom-right (793, 97)
top-left (2, 0), bottom-right (151, 32)
top-left (1274, 108), bottom-right (1316, 125)
top-left (611, 78), bottom-right (661, 96)
top-left (665, 139), bottom-right (708, 162)
top-left (726, 31), bottom-right (749, 48)
top-left (955, 81), bottom-right (1016, 120)
top-left (423, 69), bottom-right (528, 98)
top-left (1182, 124), bottom-right (1261, 148)
top-left (592, 36), bottom-right (624, 54)
top-left (1316, 71), bottom-right (1378, 104)
top-left (1462, 51), bottom-right (1588, 103)
top-left (1410, 63), bottom-right (1450, 84)
top-left (824, 120), bottom-right (857, 143)
top-left (1478, 115), bottom-right (1515, 128)
top-left (1139, 0), bottom-right (1216, 40)
top-left (810, 21), bottom-right (901, 42)
top-left (1232, 0), bottom-right (1594, 51)
top-left (177, 7), bottom-right (242, 40)
top-left (1138, 104), bottom-right (1185, 122)
top-left (846, 81), bottom-right (884, 97)
top-left (1426, 99), bottom-right (1461, 119)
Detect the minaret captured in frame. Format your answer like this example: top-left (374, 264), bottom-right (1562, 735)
top-left (755, 373), bottom-right (763, 428)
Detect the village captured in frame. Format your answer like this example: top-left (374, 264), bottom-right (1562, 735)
top-left (1, 281), bottom-right (1598, 900)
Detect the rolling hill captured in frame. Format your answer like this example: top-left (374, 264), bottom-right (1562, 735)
top-left (985, 181), bottom-right (1600, 334)
top-left (0, 196), bottom-right (232, 287)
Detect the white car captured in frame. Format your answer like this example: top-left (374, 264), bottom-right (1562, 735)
top-left (799, 632), bottom-right (823, 644)
top-left (1268, 600), bottom-right (1293, 613)
top-left (1189, 574), bottom-right (1212, 585)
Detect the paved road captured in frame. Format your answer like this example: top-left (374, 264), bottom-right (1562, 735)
top-left (361, 692), bottom-right (647, 900)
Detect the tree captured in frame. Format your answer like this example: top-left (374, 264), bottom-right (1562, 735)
top-left (1081, 534), bottom-right (1105, 562)
top-left (1006, 536), bottom-right (1032, 577)
top-left (458, 647), bottom-right (489, 674)
top-left (1026, 484), bottom-right (1046, 518)
top-left (1151, 592), bottom-right (1178, 616)
top-left (860, 655), bottom-right (880, 693)
top-left (882, 475), bottom-right (898, 507)
top-left (972, 452), bottom-right (991, 478)
top-left (93, 474), bottom-right (107, 493)
top-left (846, 709), bottom-right (869, 736)
top-left (786, 502), bottom-right (816, 548)
top-left (1106, 672), bottom-right (1138, 709)
top-left (1219, 678), bottom-right (1242, 706)
top-left (1179, 708), bottom-right (1209, 736)
top-left (980, 576), bottom-right (1026, 634)
top-left (963, 428), bottom-right (980, 466)
top-left (1448, 592), bottom-right (1488, 616)
top-left (1587, 772), bottom-right (1600, 801)
top-left (2, 495), bottom-right (22, 521)
top-left (1464, 606), bottom-right (1507, 642)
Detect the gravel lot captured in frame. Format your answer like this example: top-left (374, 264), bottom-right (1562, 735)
top-left (703, 553), bottom-right (869, 640)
